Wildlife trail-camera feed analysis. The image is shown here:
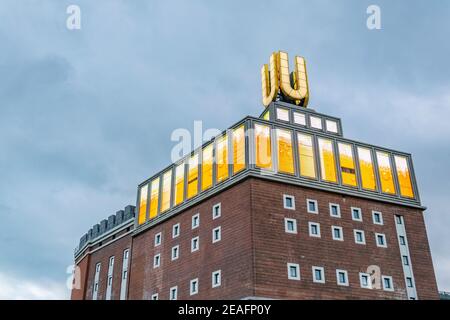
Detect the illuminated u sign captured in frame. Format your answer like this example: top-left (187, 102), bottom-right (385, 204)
top-left (261, 51), bottom-right (309, 107)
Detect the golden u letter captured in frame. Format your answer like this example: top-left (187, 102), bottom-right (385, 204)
top-left (261, 52), bottom-right (279, 107)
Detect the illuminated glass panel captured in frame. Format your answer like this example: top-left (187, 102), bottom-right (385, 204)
top-left (318, 138), bottom-right (337, 182)
top-left (338, 143), bottom-right (357, 187)
top-left (297, 133), bottom-right (316, 178)
top-left (149, 177), bottom-right (160, 219)
top-left (276, 108), bottom-right (289, 121)
top-left (187, 154), bottom-right (199, 199)
top-left (394, 155), bottom-right (414, 198)
top-left (357, 147), bottom-right (376, 191)
top-left (310, 116), bottom-right (322, 130)
top-left (160, 170), bottom-right (172, 213)
top-left (376, 151), bottom-right (396, 194)
top-left (216, 135), bottom-right (229, 183)
top-left (294, 112), bottom-right (306, 126)
top-left (255, 124), bottom-right (272, 169)
top-left (276, 128), bottom-right (294, 174)
top-left (138, 184), bottom-right (148, 225)
top-left (233, 125), bottom-right (246, 174)
top-left (202, 144), bottom-right (213, 190)
top-left (262, 111), bottom-right (270, 120)
top-left (174, 164), bottom-right (184, 206)
top-left (326, 120), bottom-right (338, 133)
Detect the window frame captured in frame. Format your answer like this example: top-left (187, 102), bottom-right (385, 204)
top-left (212, 270), bottom-right (222, 288)
top-left (169, 286), bottom-right (178, 300)
top-left (191, 236), bottom-right (199, 252)
top-left (172, 223), bottom-right (180, 238)
top-left (309, 222), bottom-right (321, 238)
top-left (382, 275), bottom-right (394, 292)
top-left (359, 272), bottom-right (372, 289)
top-left (351, 207), bottom-right (363, 222)
top-left (312, 266), bottom-right (325, 284)
top-left (329, 203), bottom-right (341, 218)
top-left (283, 194), bottom-right (296, 210)
top-left (307, 199), bottom-right (318, 214)
top-left (190, 278), bottom-right (199, 296)
top-left (154, 232), bottom-right (162, 247)
top-left (171, 245), bottom-right (180, 261)
top-left (284, 218), bottom-right (298, 234)
top-left (153, 253), bottom-right (161, 268)
top-left (287, 263), bottom-right (301, 280)
top-left (375, 233), bottom-right (387, 248)
top-left (212, 226), bottom-right (221, 243)
top-left (151, 293), bottom-right (159, 300)
top-left (372, 211), bottom-right (384, 225)
top-left (332, 226), bottom-right (344, 241)
top-left (336, 269), bottom-right (349, 286)
top-left (191, 213), bottom-right (200, 229)
top-left (354, 229), bottom-right (366, 245)
top-left (212, 203), bottom-right (221, 220)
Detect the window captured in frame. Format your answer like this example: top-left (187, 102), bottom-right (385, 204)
top-left (287, 263), bottom-right (300, 280)
top-left (360, 273), bottom-right (372, 289)
top-left (382, 276), bottom-right (394, 291)
top-left (354, 230), bottom-right (366, 245)
top-left (160, 170), bottom-right (172, 212)
top-left (172, 223), bottom-right (180, 238)
top-left (109, 256), bottom-right (114, 266)
top-left (153, 254), bottom-right (161, 268)
top-left (307, 199), bottom-right (318, 214)
top-left (174, 163), bottom-right (185, 206)
top-left (202, 144), bottom-right (213, 190)
top-left (255, 124), bottom-right (272, 169)
top-left (149, 177), bottom-right (160, 219)
top-left (312, 266), bottom-right (325, 284)
top-left (170, 286), bottom-right (178, 300)
top-left (276, 108), bottom-right (290, 121)
top-left (212, 226), bottom-right (221, 243)
top-left (216, 134), bottom-right (229, 183)
top-left (187, 154), bottom-right (199, 199)
top-left (394, 155), bottom-right (414, 198)
top-left (283, 195), bottom-right (295, 210)
top-left (171, 245), bottom-right (179, 260)
top-left (192, 213), bottom-right (200, 229)
top-left (402, 255), bottom-right (409, 266)
top-left (338, 142), bottom-right (357, 187)
top-left (406, 277), bottom-right (414, 288)
top-left (262, 110), bottom-right (270, 120)
top-left (190, 278), bottom-right (199, 296)
top-left (376, 233), bottom-right (387, 248)
top-left (329, 203), bottom-right (341, 218)
top-left (124, 250), bottom-right (129, 260)
top-left (297, 133), bottom-right (316, 178)
top-left (138, 184), bottom-right (148, 225)
top-left (151, 293), bottom-right (159, 300)
top-left (212, 203), bottom-right (221, 219)
top-left (396, 215), bottom-right (403, 224)
top-left (191, 236), bottom-right (199, 252)
top-left (336, 269), bottom-right (349, 286)
top-left (357, 147), bottom-right (377, 191)
top-left (351, 207), bottom-right (362, 221)
top-left (376, 151), bottom-right (396, 194)
top-left (332, 226), bottom-right (344, 241)
top-left (326, 119), bottom-right (338, 133)
top-left (318, 138), bottom-right (337, 183)
top-left (123, 270), bottom-right (127, 280)
top-left (108, 276), bottom-right (112, 286)
top-left (284, 218), bottom-right (297, 234)
top-left (310, 116), bottom-right (322, 129)
top-left (154, 232), bottom-right (162, 247)
top-left (399, 235), bottom-right (406, 246)
top-left (276, 128), bottom-right (295, 174)
top-left (233, 125), bottom-right (246, 174)
top-left (212, 270), bottom-right (221, 288)
top-left (294, 112), bottom-right (306, 126)
top-left (372, 211), bottom-right (383, 225)
top-left (309, 222), bottom-right (321, 238)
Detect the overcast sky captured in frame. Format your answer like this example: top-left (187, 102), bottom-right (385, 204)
top-left (0, 0), bottom-right (449, 299)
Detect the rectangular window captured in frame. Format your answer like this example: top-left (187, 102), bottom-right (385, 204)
top-left (212, 270), bottom-right (221, 288)
top-left (212, 226), bottom-right (221, 243)
top-left (382, 276), bottom-right (394, 291)
top-left (154, 232), bottom-right (162, 247)
top-left (338, 142), bottom-right (357, 187)
top-left (153, 254), bottom-right (160, 268)
top-left (310, 116), bottom-right (322, 129)
top-left (255, 124), bottom-right (272, 169)
top-left (172, 223), bottom-right (180, 238)
top-left (160, 170), bottom-right (172, 213)
top-left (192, 213), bottom-right (200, 229)
top-left (276, 107), bottom-right (290, 121)
top-left (372, 211), bottom-right (383, 225)
top-left (232, 125), bottom-right (246, 174)
top-left (170, 286), bottom-right (178, 300)
top-left (298, 133), bottom-right (316, 178)
top-left (394, 155), bottom-right (414, 198)
top-left (187, 154), bottom-right (199, 199)
top-left (287, 263), bottom-right (300, 280)
top-left (293, 112), bottom-right (306, 126)
top-left (376, 233), bottom-right (387, 248)
top-left (309, 222), bottom-right (321, 238)
top-left (312, 266), bottom-right (325, 283)
top-left (202, 144), bottom-right (213, 191)
top-left (332, 226), bottom-right (343, 241)
top-left (360, 273), bottom-right (371, 289)
top-left (396, 215), bottom-right (403, 224)
top-left (406, 277), bottom-right (414, 288)
top-left (190, 278), bottom-right (199, 296)
top-left (212, 203), bottom-right (221, 219)
top-left (354, 230), bottom-right (366, 245)
top-left (284, 218), bottom-right (297, 234)
top-left (174, 164), bottom-right (185, 206)
top-left (307, 199), bottom-right (318, 214)
top-left (276, 128), bottom-right (295, 174)
top-left (326, 119), bottom-right (338, 133)
top-left (357, 147), bottom-right (377, 191)
top-left (336, 269), bottom-right (349, 286)
top-left (191, 236), bottom-right (199, 252)
top-left (376, 151), bottom-right (396, 194)
top-left (216, 134), bottom-right (229, 182)
top-left (403, 255), bottom-right (409, 266)
top-left (351, 207), bottom-right (362, 221)
top-left (283, 194), bottom-right (295, 210)
top-left (171, 245), bottom-right (179, 260)
top-left (151, 293), bottom-right (158, 300)
top-left (329, 203), bottom-right (341, 218)
top-left (318, 138), bottom-right (337, 183)
top-left (149, 178), bottom-right (160, 219)
top-left (399, 235), bottom-right (406, 246)
top-left (138, 184), bottom-right (148, 225)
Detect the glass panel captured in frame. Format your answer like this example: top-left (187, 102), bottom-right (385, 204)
top-left (357, 147), bottom-right (376, 190)
top-left (276, 128), bottom-right (294, 174)
top-left (149, 177), bottom-right (160, 219)
top-left (216, 134), bottom-right (229, 183)
top-left (174, 164), bottom-right (184, 206)
top-left (310, 116), bottom-right (322, 129)
top-left (233, 125), bottom-right (246, 174)
top-left (293, 112), bottom-right (306, 126)
top-left (326, 120), bottom-right (338, 133)
top-left (276, 108), bottom-right (289, 121)
top-left (138, 184), bottom-right (148, 225)
top-left (160, 170), bottom-right (172, 212)
top-left (297, 133), bottom-right (316, 178)
top-left (318, 138), bottom-right (337, 182)
top-left (187, 154), bottom-right (199, 199)
top-left (262, 110), bottom-right (270, 120)
top-left (255, 124), bottom-right (272, 169)
top-left (394, 155), bottom-right (414, 198)
top-left (201, 144), bottom-right (213, 190)
top-left (338, 143), bottom-right (357, 187)
top-left (376, 151), bottom-right (396, 194)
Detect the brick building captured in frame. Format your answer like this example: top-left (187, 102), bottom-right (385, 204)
top-left (71, 100), bottom-right (439, 300)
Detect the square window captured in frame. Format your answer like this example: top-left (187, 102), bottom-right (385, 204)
top-left (406, 277), bottom-right (414, 288)
top-left (284, 218), bottom-right (297, 234)
top-left (276, 108), bottom-right (290, 122)
top-left (326, 119), bottom-right (338, 133)
top-left (191, 236), bottom-right (199, 252)
top-left (170, 286), bottom-right (178, 300)
top-left (212, 270), bottom-right (221, 288)
top-left (396, 215), bottom-right (403, 224)
top-left (359, 273), bottom-right (372, 289)
top-left (351, 207), bottom-right (362, 221)
top-left (294, 112), bottom-right (306, 126)
top-left (354, 230), bottom-right (366, 245)
top-left (212, 203), bottom-right (221, 219)
top-left (336, 269), bottom-right (349, 286)
top-left (287, 263), bottom-right (300, 280)
top-left (332, 226), bottom-right (344, 241)
top-left (376, 233), bottom-right (387, 248)
top-left (329, 203), bottom-right (341, 218)
top-left (212, 226), bottom-right (221, 243)
top-left (283, 194), bottom-right (295, 210)
top-left (190, 278), bottom-right (199, 296)
top-left (192, 213), bottom-right (200, 229)
top-left (382, 276), bottom-right (394, 291)
top-left (309, 222), bottom-right (321, 238)
top-left (402, 255), bottom-right (409, 266)
top-left (399, 236), bottom-right (406, 246)
top-left (372, 211), bottom-right (383, 225)
top-left (307, 199), bottom-right (318, 214)
top-left (312, 266), bottom-right (325, 283)
top-left (172, 223), bottom-right (180, 238)
top-left (310, 116), bottom-right (322, 130)
top-left (151, 293), bottom-right (158, 300)
top-left (171, 245), bottom-right (179, 260)
top-left (153, 254), bottom-right (161, 268)
top-left (154, 232), bottom-right (162, 247)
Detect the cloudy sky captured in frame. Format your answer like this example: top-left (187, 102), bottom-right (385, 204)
top-left (0, 0), bottom-right (449, 299)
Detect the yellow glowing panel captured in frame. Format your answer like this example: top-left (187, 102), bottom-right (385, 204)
top-left (216, 135), bottom-right (229, 183)
top-left (160, 170), bottom-right (172, 213)
top-left (255, 124), bottom-right (272, 169)
top-left (261, 52), bottom-right (279, 107)
top-left (233, 125), bottom-right (246, 174)
top-left (376, 151), bottom-right (396, 194)
top-left (278, 51), bottom-right (309, 107)
top-left (276, 128), bottom-right (294, 174)
top-left (138, 184), bottom-right (148, 225)
top-left (149, 177), bottom-right (160, 219)
top-left (318, 138), bottom-right (337, 183)
top-left (202, 144), bottom-right (213, 190)
top-left (262, 111), bottom-right (270, 120)
top-left (357, 147), bottom-right (376, 191)
top-left (187, 154), bottom-right (199, 199)
top-left (298, 133), bottom-right (316, 178)
top-left (338, 143), bottom-right (357, 187)
top-left (394, 155), bottom-right (414, 198)
top-left (174, 164), bottom-right (184, 206)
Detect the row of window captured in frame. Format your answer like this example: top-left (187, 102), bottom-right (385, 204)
top-left (271, 107), bottom-right (340, 134)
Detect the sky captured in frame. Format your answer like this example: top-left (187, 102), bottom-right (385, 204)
top-left (0, 0), bottom-right (449, 299)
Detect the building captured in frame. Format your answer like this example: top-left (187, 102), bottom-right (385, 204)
top-left (71, 53), bottom-right (439, 300)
